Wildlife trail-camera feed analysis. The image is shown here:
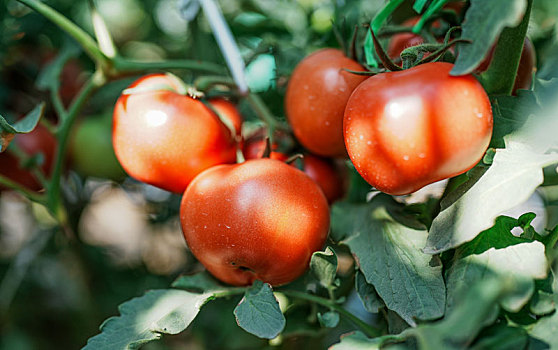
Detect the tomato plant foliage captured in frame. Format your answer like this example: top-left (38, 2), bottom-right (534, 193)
top-left (2, 0), bottom-right (558, 349)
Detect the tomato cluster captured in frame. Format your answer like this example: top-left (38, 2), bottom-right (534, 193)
top-left (105, 15), bottom-right (534, 285)
top-left (110, 74), bottom-right (343, 286)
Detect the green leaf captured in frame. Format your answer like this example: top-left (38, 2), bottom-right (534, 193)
top-left (445, 216), bottom-right (548, 313)
top-left (425, 145), bottom-right (558, 254)
top-left (317, 311), bottom-right (339, 328)
top-left (0, 103), bottom-right (45, 152)
top-left (470, 325), bottom-right (528, 350)
top-left (245, 54), bottom-right (276, 93)
top-left (530, 274), bottom-right (556, 316)
top-left (83, 289), bottom-right (214, 350)
top-left (412, 0), bottom-right (430, 13)
top-left (330, 331), bottom-right (404, 350)
top-left (490, 91), bottom-right (539, 149)
top-left (408, 276), bottom-right (523, 349)
top-left (451, 0), bottom-right (528, 75)
top-left (338, 197), bottom-right (446, 326)
top-left (530, 290), bottom-right (556, 316)
top-left (364, 0), bottom-right (405, 67)
top-left (310, 247), bottom-right (338, 289)
top-left (171, 272), bottom-right (221, 292)
top-left (355, 271), bottom-right (384, 313)
top-left (233, 280), bottom-right (285, 339)
top-left (528, 305), bottom-right (558, 349)
top-left (0, 103), bottom-right (45, 135)
top-left (36, 42), bottom-right (80, 92)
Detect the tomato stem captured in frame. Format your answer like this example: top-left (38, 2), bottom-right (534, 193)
top-left (0, 175), bottom-right (45, 204)
top-left (16, 0), bottom-right (109, 70)
top-left (480, 0), bottom-right (533, 95)
top-left (46, 71), bottom-right (107, 219)
top-left (280, 290), bottom-right (382, 338)
top-left (245, 94), bottom-right (288, 135)
top-left (364, 0), bottom-right (405, 67)
top-left (112, 57), bottom-right (228, 76)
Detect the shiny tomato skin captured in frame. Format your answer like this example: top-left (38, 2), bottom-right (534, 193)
top-left (208, 98), bottom-right (243, 139)
top-left (180, 158), bottom-right (330, 286)
top-left (0, 125), bottom-right (57, 191)
top-left (285, 49), bottom-right (367, 157)
top-left (344, 62), bottom-right (493, 195)
top-left (112, 74), bottom-right (238, 194)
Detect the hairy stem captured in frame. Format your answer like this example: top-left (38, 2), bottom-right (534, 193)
top-left (112, 57), bottom-right (227, 76)
top-left (281, 290), bottom-right (381, 338)
top-left (16, 0), bottom-right (108, 67)
top-left (0, 175), bottom-right (45, 203)
top-left (47, 71), bottom-right (107, 222)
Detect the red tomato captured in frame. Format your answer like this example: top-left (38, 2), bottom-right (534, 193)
top-left (180, 158), bottom-right (330, 286)
top-left (344, 62), bottom-right (493, 195)
top-left (242, 129), bottom-right (291, 162)
top-left (476, 38), bottom-right (536, 94)
top-left (285, 49), bottom-right (367, 157)
top-left (112, 74), bottom-right (238, 194)
top-left (243, 138), bottom-right (289, 161)
top-left (0, 125), bottom-right (57, 191)
top-left (208, 98), bottom-right (243, 139)
top-left (302, 155), bottom-right (346, 203)
top-left (242, 130), bottom-right (346, 203)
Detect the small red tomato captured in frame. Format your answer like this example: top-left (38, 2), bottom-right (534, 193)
top-left (285, 49), bottom-right (367, 157)
top-left (477, 38), bottom-right (536, 94)
top-left (344, 62), bottom-right (493, 195)
top-left (242, 129), bottom-right (345, 202)
top-left (242, 129), bottom-right (291, 162)
top-left (302, 155), bottom-right (346, 204)
top-left (208, 98), bottom-right (243, 139)
top-left (112, 74), bottom-right (238, 194)
top-left (180, 158), bottom-right (330, 286)
top-left (243, 138), bottom-right (289, 161)
top-left (0, 125), bottom-right (57, 191)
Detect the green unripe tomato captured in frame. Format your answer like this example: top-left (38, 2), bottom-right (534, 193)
top-left (70, 115), bottom-right (126, 181)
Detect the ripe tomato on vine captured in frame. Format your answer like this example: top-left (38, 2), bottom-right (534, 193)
top-left (344, 62), bottom-right (493, 195)
top-left (180, 158), bottom-right (330, 286)
top-left (112, 74), bottom-right (239, 194)
top-left (285, 49), bottom-right (367, 157)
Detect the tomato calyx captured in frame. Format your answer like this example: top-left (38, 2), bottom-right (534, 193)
top-left (370, 26), bottom-right (469, 71)
top-left (331, 21), bottom-right (359, 61)
top-left (399, 37), bottom-right (469, 69)
top-left (121, 72), bottom-right (203, 99)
